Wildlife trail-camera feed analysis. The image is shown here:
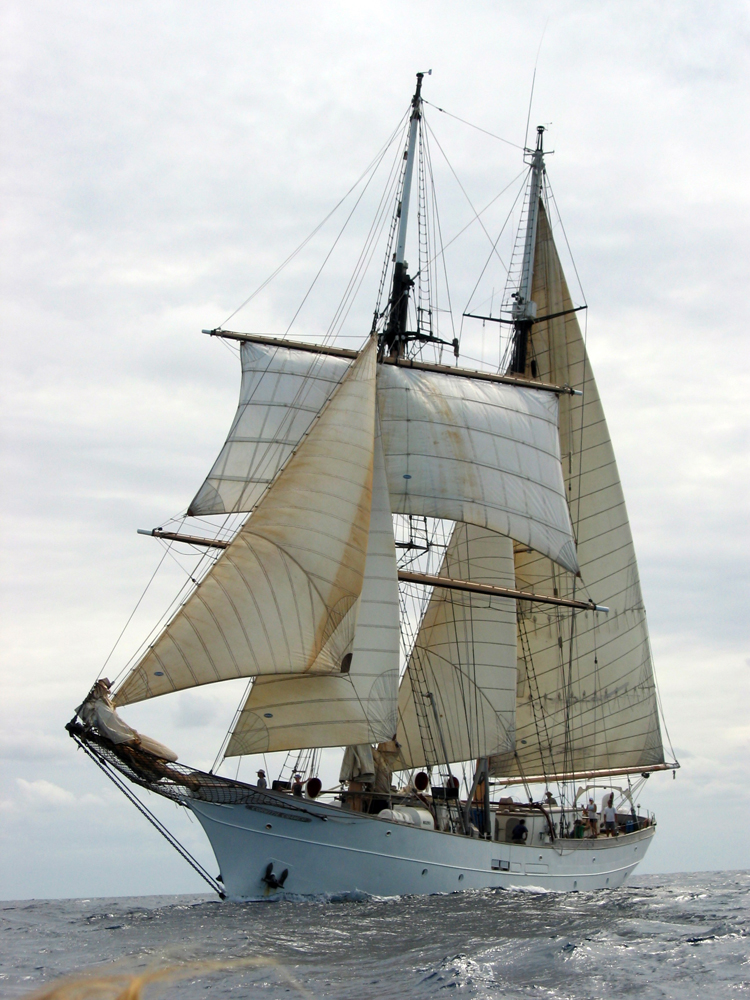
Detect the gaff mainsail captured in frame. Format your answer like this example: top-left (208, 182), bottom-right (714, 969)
top-left (488, 202), bottom-right (665, 781)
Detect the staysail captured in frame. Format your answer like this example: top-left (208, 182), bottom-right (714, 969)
top-left (115, 338), bottom-right (378, 706)
top-left (224, 433), bottom-right (400, 754)
top-left (397, 524), bottom-right (517, 769)
top-left (489, 202), bottom-right (665, 780)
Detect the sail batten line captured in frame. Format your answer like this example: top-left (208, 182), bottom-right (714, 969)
top-left (398, 571), bottom-right (608, 612)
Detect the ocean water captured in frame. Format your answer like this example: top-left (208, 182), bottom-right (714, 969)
top-left (1, 871), bottom-right (747, 999)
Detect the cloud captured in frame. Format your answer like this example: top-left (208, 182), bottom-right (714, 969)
top-left (0, 732), bottom-right (70, 762)
top-left (14, 778), bottom-right (75, 806)
top-left (1, 778), bottom-right (103, 816)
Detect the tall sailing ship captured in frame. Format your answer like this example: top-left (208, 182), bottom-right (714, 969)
top-left (69, 76), bottom-right (677, 897)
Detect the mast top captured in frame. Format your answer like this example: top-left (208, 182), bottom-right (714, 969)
top-left (526, 124), bottom-right (545, 167)
top-left (412, 71), bottom-right (428, 114)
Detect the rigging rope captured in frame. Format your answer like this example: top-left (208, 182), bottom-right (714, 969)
top-left (422, 100), bottom-right (525, 150)
top-left (219, 111), bottom-right (410, 328)
top-left (72, 733), bottom-right (226, 898)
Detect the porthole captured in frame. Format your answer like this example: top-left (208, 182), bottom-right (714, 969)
top-left (385, 831), bottom-right (391, 837)
top-left (458, 874), bottom-right (464, 882)
top-left (573, 880), bottom-right (578, 889)
top-left (422, 868), bottom-right (428, 876)
top-left (265, 823), bottom-right (272, 830)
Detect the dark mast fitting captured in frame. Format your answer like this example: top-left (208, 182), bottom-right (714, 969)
top-left (509, 125), bottom-right (546, 375)
top-left (379, 73), bottom-right (424, 360)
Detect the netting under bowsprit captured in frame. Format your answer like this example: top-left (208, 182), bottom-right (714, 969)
top-left (66, 721), bottom-right (299, 810)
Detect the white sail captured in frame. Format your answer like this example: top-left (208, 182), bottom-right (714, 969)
top-left (397, 524), bottom-right (517, 769)
top-left (489, 203), bottom-right (665, 779)
top-left (186, 341), bottom-right (577, 578)
top-left (377, 365), bottom-right (579, 574)
top-left (225, 433), bottom-right (400, 755)
top-left (189, 343), bottom-right (351, 516)
top-left (115, 339), bottom-right (378, 706)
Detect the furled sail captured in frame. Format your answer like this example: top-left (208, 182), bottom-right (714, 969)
top-left (189, 343), bottom-right (352, 516)
top-left (224, 433), bottom-right (400, 755)
top-left (489, 202), bottom-right (665, 780)
top-left (397, 524), bottom-right (517, 769)
top-left (115, 339), bottom-right (378, 706)
top-left (377, 366), bottom-right (579, 575)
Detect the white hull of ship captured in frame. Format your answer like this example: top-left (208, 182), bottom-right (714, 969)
top-left (188, 796), bottom-right (654, 899)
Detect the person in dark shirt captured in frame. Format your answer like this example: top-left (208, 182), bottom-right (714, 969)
top-left (292, 773), bottom-right (304, 797)
top-left (511, 818), bottom-right (528, 843)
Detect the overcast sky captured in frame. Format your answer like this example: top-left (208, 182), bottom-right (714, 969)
top-left (1, 0), bottom-right (748, 899)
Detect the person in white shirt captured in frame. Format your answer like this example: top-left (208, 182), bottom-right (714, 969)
top-left (602, 794), bottom-right (617, 836)
top-left (586, 798), bottom-right (599, 837)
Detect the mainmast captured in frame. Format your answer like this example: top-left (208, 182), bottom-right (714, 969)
top-left (509, 125), bottom-right (546, 374)
top-left (380, 73), bottom-right (425, 360)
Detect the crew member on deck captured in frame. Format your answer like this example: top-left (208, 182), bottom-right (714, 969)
top-left (292, 773), bottom-right (304, 797)
top-left (586, 798), bottom-right (599, 837)
top-left (602, 795), bottom-right (617, 836)
top-left (511, 818), bottom-right (528, 843)
top-left (256, 769), bottom-right (267, 789)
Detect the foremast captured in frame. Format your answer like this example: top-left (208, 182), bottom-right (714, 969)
top-left (380, 73), bottom-right (424, 360)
